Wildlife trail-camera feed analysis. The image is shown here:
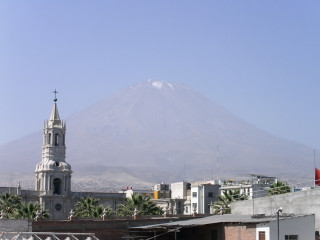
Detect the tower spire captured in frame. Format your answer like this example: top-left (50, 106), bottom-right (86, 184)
top-left (49, 103), bottom-right (61, 122)
top-left (48, 89), bottom-right (62, 127)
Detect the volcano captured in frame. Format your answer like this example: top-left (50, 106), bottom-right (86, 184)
top-left (0, 80), bottom-right (313, 188)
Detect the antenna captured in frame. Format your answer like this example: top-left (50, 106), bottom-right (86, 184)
top-left (314, 149), bottom-right (316, 188)
top-left (216, 144), bottom-right (220, 180)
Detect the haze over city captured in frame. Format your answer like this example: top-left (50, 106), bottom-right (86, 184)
top-left (2, 3), bottom-right (320, 238)
top-left (1, 1), bottom-right (320, 151)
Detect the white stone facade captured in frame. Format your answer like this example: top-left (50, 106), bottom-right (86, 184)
top-left (35, 102), bottom-right (72, 196)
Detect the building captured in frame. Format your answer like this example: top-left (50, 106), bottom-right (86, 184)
top-left (121, 187), bottom-right (154, 199)
top-left (171, 181), bottom-right (192, 215)
top-left (190, 183), bottom-right (220, 214)
top-left (220, 175), bottom-right (277, 199)
top-left (153, 183), bottom-right (171, 199)
top-left (0, 96), bottom-right (125, 219)
top-left (129, 214), bottom-right (315, 240)
top-left (121, 175), bottom-right (275, 216)
top-left (122, 182), bottom-right (187, 215)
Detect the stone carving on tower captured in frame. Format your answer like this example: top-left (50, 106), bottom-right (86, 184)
top-left (35, 92), bottom-right (72, 196)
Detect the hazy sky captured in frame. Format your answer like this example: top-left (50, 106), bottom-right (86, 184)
top-left (1, 1), bottom-right (320, 148)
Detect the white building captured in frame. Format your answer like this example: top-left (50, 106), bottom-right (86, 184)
top-left (171, 182), bottom-right (189, 199)
top-left (191, 183), bottom-right (220, 214)
top-left (220, 176), bottom-right (277, 199)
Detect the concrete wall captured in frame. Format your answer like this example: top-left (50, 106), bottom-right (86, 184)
top-left (269, 215), bottom-right (314, 240)
top-left (203, 184), bottom-right (220, 214)
top-left (231, 187), bottom-right (320, 230)
top-left (0, 219), bottom-right (32, 232)
top-left (171, 182), bottom-right (187, 199)
top-left (0, 187), bottom-right (20, 195)
top-left (256, 215), bottom-right (315, 240)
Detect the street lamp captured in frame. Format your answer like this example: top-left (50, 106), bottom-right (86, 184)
top-left (277, 207), bottom-right (283, 240)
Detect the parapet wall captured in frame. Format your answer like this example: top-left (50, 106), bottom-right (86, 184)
top-left (32, 216), bottom-right (197, 240)
top-left (231, 187), bottom-right (320, 230)
top-left (0, 219), bottom-right (31, 232)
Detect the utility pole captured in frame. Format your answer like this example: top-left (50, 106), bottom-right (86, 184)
top-left (277, 207), bottom-right (283, 240)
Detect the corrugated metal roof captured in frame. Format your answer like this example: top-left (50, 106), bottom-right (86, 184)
top-left (131, 214), bottom-right (310, 229)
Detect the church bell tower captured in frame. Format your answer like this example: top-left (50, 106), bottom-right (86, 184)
top-left (35, 92), bottom-right (72, 196)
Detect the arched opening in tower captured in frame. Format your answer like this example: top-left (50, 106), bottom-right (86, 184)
top-left (55, 134), bottom-right (60, 146)
top-left (53, 178), bottom-right (62, 194)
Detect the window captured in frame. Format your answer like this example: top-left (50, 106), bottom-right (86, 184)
top-left (49, 175), bottom-right (52, 190)
top-left (185, 207), bottom-right (188, 213)
top-left (192, 203), bottom-right (197, 211)
top-left (55, 203), bottom-right (62, 211)
top-left (37, 179), bottom-right (41, 191)
top-left (285, 236), bottom-right (298, 240)
top-left (63, 134), bottom-right (65, 145)
top-left (53, 178), bottom-right (62, 194)
top-left (192, 192), bottom-right (197, 198)
top-left (48, 133), bottom-right (51, 144)
top-left (55, 133), bottom-right (59, 146)
top-left (208, 192), bottom-right (213, 197)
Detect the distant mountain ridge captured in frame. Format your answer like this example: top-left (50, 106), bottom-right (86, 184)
top-left (0, 80), bottom-right (313, 189)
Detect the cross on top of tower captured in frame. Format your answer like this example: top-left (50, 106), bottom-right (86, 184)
top-left (53, 89), bottom-right (59, 102)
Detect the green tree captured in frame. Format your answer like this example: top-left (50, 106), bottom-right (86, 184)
top-left (0, 193), bottom-right (22, 218)
top-left (0, 193), bottom-right (49, 219)
top-left (16, 202), bottom-right (50, 219)
top-left (117, 193), bottom-right (163, 217)
top-left (268, 181), bottom-right (291, 195)
top-left (74, 197), bottom-right (113, 218)
top-left (212, 189), bottom-right (248, 215)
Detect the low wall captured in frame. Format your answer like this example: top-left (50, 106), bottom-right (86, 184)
top-left (0, 219), bottom-right (32, 232)
top-left (231, 187), bottom-right (320, 230)
top-left (32, 216), bottom-right (198, 239)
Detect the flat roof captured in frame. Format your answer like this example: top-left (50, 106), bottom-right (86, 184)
top-left (131, 214), bottom-right (312, 229)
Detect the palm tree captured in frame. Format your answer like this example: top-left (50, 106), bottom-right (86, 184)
top-left (0, 193), bottom-right (22, 218)
top-left (74, 197), bottom-right (112, 218)
top-left (212, 189), bottom-right (248, 215)
top-left (117, 193), bottom-right (163, 217)
top-left (16, 202), bottom-right (50, 219)
top-left (268, 181), bottom-right (291, 195)
top-left (92, 205), bottom-right (114, 218)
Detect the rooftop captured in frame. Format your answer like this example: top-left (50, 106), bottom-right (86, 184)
top-left (131, 214), bottom-right (313, 229)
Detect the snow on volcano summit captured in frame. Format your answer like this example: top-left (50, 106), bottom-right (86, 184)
top-left (152, 81), bottom-right (163, 89)
top-left (150, 80), bottom-right (175, 90)
top-left (131, 79), bottom-right (176, 92)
